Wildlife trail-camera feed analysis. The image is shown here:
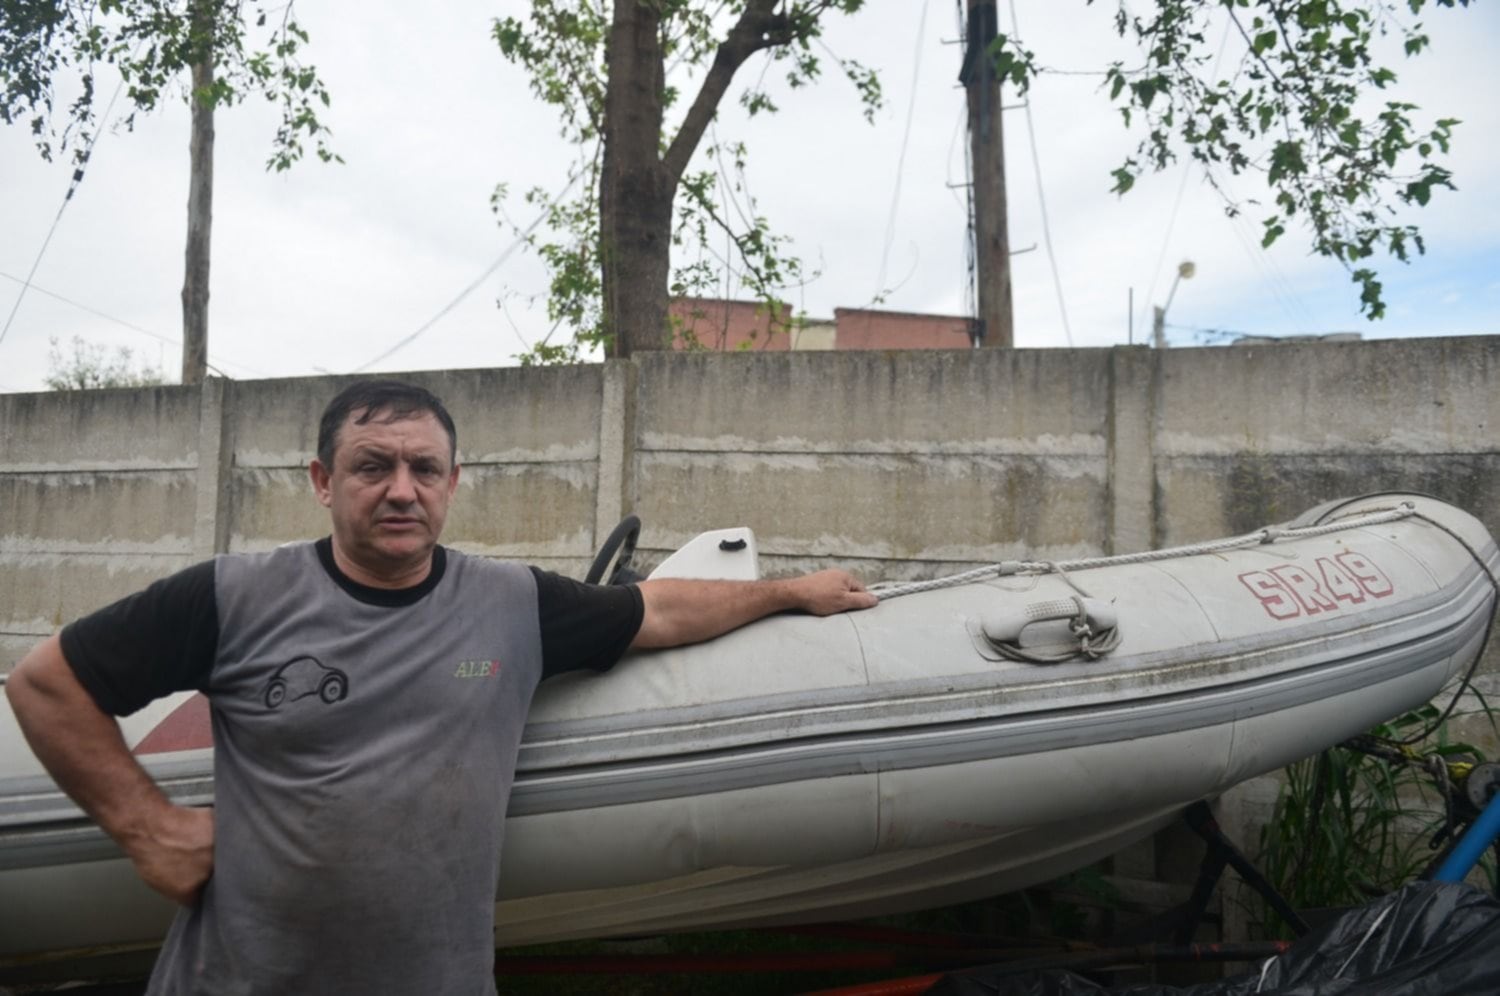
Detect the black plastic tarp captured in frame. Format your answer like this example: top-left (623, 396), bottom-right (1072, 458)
top-left (929, 881), bottom-right (1500, 996)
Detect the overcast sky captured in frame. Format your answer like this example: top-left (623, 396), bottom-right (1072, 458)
top-left (2, 1), bottom-right (1496, 392)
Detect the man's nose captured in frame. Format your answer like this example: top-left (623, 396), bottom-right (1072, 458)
top-left (386, 463), bottom-right (418, 503)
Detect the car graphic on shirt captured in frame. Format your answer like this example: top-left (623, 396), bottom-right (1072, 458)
top-left (264, 655), bottom-right (349, 709)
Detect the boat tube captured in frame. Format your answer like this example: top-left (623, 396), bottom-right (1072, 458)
top-left (2, 493), bottom-right (1496, 966)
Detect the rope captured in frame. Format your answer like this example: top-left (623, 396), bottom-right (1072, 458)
top-left (872, 502), bottom-right (1418, 602)
top-left (1331, 505), bottom-right (1499, 759)
top-left (986, 594), bottom-right (1124, 664)
top-left (1393, 510), bottom-right (1500, 743)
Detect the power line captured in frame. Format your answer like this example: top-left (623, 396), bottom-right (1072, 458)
top-left (1135, 17), bottom-right (1234, 336)
top-left (0, 46), bottom-right (264, 381)
top-left (349, 244), bottom-right (527, 374)
top-left (350, 170), bottom-right (583, 373)
top-left (1007, 0), bottom-right (1072, 346)
top-left (874, 0), bottom-right (931, 301)
top-left (0, 271), bottom-right (176, 348)
top-left (712, 122), bottom-right (739, 310)
top-left (956, 0), bottom-right (977, 333)
top-left (1220, 196), bottom-right (1316, 331)
top-left (0, 68), bottom-right (133, 351)
top-left (0, 270), bottom-right (262, 378)
top-left (944, 101), bottom-right (967, 209)
top-left (1136, 157), bottom-right (1197, 337)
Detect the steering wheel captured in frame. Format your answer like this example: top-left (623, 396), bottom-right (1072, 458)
top-left (585, 514), bottom-right (642, 585)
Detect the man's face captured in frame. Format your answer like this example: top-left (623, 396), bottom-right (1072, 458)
top-left (309, 409), bottom-right (459, 585)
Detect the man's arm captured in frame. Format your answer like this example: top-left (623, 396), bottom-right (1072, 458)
top-left (5, 635), bottom-right (214, 905)
top-left (630, 569), bottom-right (878, 649)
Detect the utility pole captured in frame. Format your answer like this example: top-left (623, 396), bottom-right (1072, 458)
top-left (960, 0), bottom-right (1013, 348)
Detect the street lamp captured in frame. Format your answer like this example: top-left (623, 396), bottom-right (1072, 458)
top-left (1153, 260), bottom-right (1196, 349)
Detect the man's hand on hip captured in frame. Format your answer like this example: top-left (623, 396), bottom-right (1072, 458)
top-left (7, 636), bottom-right (217, 908)
top-left (128, 804), bottom-right (215, 906)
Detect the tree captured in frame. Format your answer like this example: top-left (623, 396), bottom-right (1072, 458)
top-left (44, 335), bottom-right (165, 389)
top-left (503, 2), bottom-right (1469, 361)
top-left (495, 0), bottom-right (879, 361)
top-left (989, 0), bottom-right (1470, 319)
top-left (1, 0), bottom-right (336, 381)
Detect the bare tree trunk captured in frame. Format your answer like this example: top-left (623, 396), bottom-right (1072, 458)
top-left (181, 0), bottom-right (215, 384)
top-left (600, 0), bottom-right (787, 357)
top-left (601, 1), bottom-right (673, 357)
top-left (963, 0), bottom-right (1013, 348)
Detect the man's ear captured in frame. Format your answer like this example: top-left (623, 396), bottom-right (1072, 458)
top-left (447, 462), bottom-right (461, 498)
top-left (309, 459), bottom-right (334, 508)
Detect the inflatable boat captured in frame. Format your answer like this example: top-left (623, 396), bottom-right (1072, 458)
top-left (2, 493), bottom-right (1496, 967)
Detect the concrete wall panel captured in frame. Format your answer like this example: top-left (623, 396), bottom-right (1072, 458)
top-left (0, 472), bottom-right (196, 549)
top-left (3, 338), bottom-right (1497, 678)
top-left (226, 467), bottom-right (331, 552)
top-left (1156, 452), bottom-right (1500, 545)
top-left (219, 371), bottom-right (606, 557)
top-left (430, 366), bottom-right (603, 465)
top-left (0, 553), bottom-right (196, 648)
top-left (634, 350), bottom-right (1111, 455)
top-left (0, 387), bottom-right (200, 469)
top-left (224, 368), bottom-right (602, 468)
top-left (445, 463), bottom-right (599, 559)
top-left (634, 451), bottom-right (1106, 565)
top-left (223, 379), bottom-right (326, 469)
top-left (1155, 338), bottom-right (1500, 457)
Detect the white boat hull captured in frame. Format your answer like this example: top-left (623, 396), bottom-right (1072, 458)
top-left (2, 493), bottom-right (1495, 966)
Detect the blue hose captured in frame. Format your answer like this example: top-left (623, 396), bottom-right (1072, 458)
top-left (1434, 790), bottom-right (1500, 883)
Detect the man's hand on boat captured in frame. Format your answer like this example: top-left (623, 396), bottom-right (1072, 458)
top-left (788, 569), bottom-right (881, 616)
top-left (630, 569), bottom-right (878, 649)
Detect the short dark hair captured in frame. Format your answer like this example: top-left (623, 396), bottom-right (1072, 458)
top-left (317, 380), bottom-right (458, 469)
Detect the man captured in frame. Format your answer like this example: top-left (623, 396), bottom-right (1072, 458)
top-left (6, 379), bottom-right (877, 995)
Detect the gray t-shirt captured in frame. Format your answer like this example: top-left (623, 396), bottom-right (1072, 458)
top-left (61, 541), bottom-right (642, 995)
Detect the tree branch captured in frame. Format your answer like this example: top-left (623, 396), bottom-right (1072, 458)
top-left (683, 179), bottom-right (787, 320)
top-left (662, 0), bottom-right (786, 182)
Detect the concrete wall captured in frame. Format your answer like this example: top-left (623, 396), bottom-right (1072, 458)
top-left (4, 338), bottom-right (1498, 679)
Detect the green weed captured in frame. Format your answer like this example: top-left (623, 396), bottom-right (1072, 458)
top-left (1254, 703), bottom-right (1495, 938)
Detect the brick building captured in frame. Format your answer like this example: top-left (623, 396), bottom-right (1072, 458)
top-left (669, 297), bottom-right (974, 352)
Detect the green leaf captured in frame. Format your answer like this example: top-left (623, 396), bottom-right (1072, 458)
top-left (1267, 140), bottom-right (1307, 184)
top-left (1356, 269), bottom-right (1385, 318)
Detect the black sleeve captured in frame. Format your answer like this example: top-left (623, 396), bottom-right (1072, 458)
top-left (58, 560), bottom-right (220, 717)
top-left (530, 567), bottom-right (644, 678)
